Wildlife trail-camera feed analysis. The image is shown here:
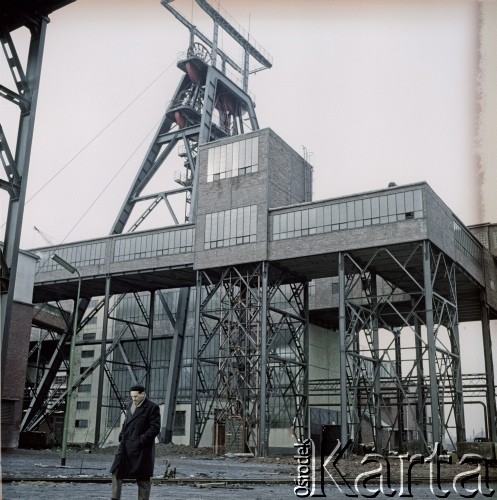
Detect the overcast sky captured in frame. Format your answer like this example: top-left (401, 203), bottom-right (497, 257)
top-left (2, 0), bottom-right (496, 436)
top-left (1, 0), bottom-right (490, 248)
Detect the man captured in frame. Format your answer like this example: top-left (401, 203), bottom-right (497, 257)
top-left (110, 385), bottom-right (161, 500)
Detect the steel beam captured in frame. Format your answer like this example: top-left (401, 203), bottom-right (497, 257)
top-left (481, 290), bottom-right (497, 442)
top-left (160, 287), bottom-right (190, 443)
top-left (1, 19), bottom-right (47, 384)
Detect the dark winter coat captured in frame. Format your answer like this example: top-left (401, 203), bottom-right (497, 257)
top-left (110, 398), bottom-right (161, 479)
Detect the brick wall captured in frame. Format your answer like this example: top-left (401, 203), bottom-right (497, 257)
top-left (2, 301), bottom-right (34, 449)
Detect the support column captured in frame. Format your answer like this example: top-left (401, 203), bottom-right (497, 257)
top-left (395, 330), bottom-right (405, 453)
top-left (450, 323), bottom-right (466, 444)
top-left (145, 291), bottom-right (155, 394)
top-left (481, 291), bottom-right (497, 442)
top-left (1, 20), bottom-right (47, 383)
top-left (258, 262), bottom-right (268, 457)
top-left (94, 276), bottom-right (111, 448)
top-left (371, 272), bottom-right (382, 451)
top-left (190, 272), bottom-right (202, 447)
top-left (413, 299), bottom-right (427, 447)
top-left (423, 241), bottom-right (441, 445)
top-left (161, 287), bottom-right (189, 443)
top-left (338, 252), bottom-right (348, 446)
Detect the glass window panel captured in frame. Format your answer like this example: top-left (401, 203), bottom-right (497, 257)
top-left (273, 215), bottom-right (280, 235)
top-left (371, 197), bottom-right (380, 218)
top-left (211, 214), bottom-right (218, 242)
top-left (205, 214), bottom-right (212, 243)
top-left (316, 207), bottom-right (324, 228)
top-left (347, 201), bottom-right (355, 222)
top-left (252, 137), bottom-right (259, 168)
top-left (174, 230), bottom-right (181, 250)
top-left (236, 208), bottom-right (244, 237)
top-left (414, 190), bottom-right (423, 213)
top-left (239, 140), bottom-right (246, 168)
top-left (281, 213), bottom-right (287, 233)
top-left (250, 205), bottom-right (257, 236)
top-left (217, 211), bottom-right (225, 241)
top-left (379, 196), bottom-right (388, 217)
top-left (363, 198), bottom-right (371, 219)
top-left (339, 203), bottom-right (347, 223)
top-left (243, 206), bottom-right (251, 235)
top-left (405, 191), bottom-right (414, 213)
top-left (396, 193), bottom-right (405, 214)
top-left (219, 145), bottom-right (227, 175)
top-left (230, 210), bottom-right (237, 240)
top-left (232, 141), bottom-right (239, 176)
top-left (324, 206), bottom-right (331, 226)
top-left (244, 139), bottom-right (252, 167)
top-left (295, 210), bottom-right (302, 231)
top-left (163, 231), bottom-right (169, 251)
top-left (331, 204), bottom-right (339, 225)
top-left (74, 246), bottom-right (82, 265)
top-left (287, 211), bottom-right (294, 232)
top-left (309, 208), bottom-right (316, 228)
top-left (354, 200), bottom-right (363, 222)
top-left (387, 194), bottom-right (396, 215)
top-left (214, 146), bottom-right (221, 175)
top-left (302, 210), bottom-right (309, 230)
top-left (187, 228), bottom-right (193, 247)
top-left (226, 143), bottom-right (233, 176)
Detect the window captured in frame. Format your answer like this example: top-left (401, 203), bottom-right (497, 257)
top-left (81, 350), bottom-right (94, 358)
top-left (77, 401), bottom-right (90, 410)
top-left (173, 411), bottom-right (186, 436)
top-left (78, 384), bottom-right (91, 393)
top-left (39, 242), bottom-right (105, 272)
top-left (75, 419), bottom-right (88, 428)
top-left (83, 332), bottom-right (96, 341)
top-left (205, 205), bottom-right (257, 249)
top-left (207, 137), bottom-right (259, 182)
top-left (272, 189), bottom-right (424, 241)
top-left (113, 227), bottom-right (194, 263)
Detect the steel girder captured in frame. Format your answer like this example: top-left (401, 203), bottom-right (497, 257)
top-left (190, 263), bottom-right (308, 457)
top-left (1, 18), bottom-right (47, 384)
top-left (339, 242), bottom-right (466, 454)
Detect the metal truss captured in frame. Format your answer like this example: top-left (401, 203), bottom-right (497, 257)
top-left (1, 15), bottom-right (48, 382)
top-left (190, 262), bottom-right (308, 457)
top-left (339, 242), bottom-right (465, 454)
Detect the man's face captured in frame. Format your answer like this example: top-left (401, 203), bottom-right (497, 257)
top-left (130, 390), bottom-right (146, 405)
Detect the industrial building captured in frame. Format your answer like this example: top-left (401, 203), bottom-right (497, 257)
top-left (2, 0), bottom-right (497, 459)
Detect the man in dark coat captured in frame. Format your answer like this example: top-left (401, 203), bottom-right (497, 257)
top-left (110, 385), bottom-right (161, 500)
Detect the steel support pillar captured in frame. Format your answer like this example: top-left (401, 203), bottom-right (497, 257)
top-left (1, 19), bottom-right (47, 384)
top-left (94, 276), bottom-right (111, 447)
top-left (481, 291), bottom-right (497, 442)
top-left (423, 240), bottom-right (441, 445)
top-left (161, 287), bottom-right (190, 443)
top-left (258, 262), bottom-right (269, 457)
top-left (338, 252), bottom-right (348, 448)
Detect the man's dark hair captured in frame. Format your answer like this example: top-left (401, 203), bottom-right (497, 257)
top-left (130, 384), bottom-right (146, 393)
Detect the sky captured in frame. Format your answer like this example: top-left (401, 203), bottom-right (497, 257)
top-left (2, 0), bottom-right (496, 436)
top-left (1, 0), bottom-right (491, 249)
